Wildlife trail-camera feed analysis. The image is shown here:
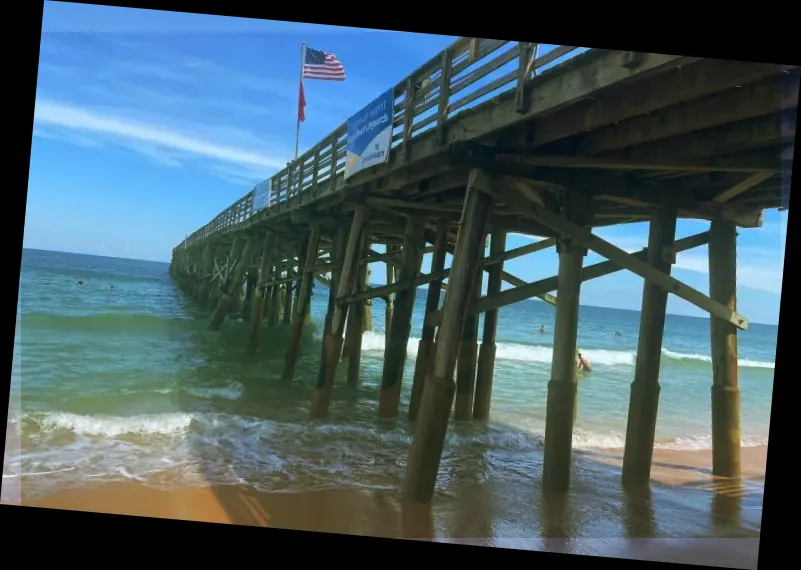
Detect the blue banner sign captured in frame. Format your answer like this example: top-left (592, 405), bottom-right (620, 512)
top-left (251, 179), bottom-right (271, 211)
top-left (345, 88), bottom-right (394, 179)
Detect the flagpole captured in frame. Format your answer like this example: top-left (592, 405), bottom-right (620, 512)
top-left (294, 42), bottom-right (306, 160)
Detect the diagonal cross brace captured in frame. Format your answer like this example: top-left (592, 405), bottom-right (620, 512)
top-left (495, 185), bottom-right (749, 330)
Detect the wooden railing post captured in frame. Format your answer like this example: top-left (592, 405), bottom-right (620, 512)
top-left (515, 42), bottom-right (534, 114)
top-left (402, 77), bottom-right (416, 161)
top-left (436, 49), bottom-right (453, 146)
top-left (312, 147), bottom-right (321, 190)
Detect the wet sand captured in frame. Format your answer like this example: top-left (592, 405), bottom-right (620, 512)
top-left (580, 445), bottom-right (767, 486)
top-left (14, 445), bottom-right (765, 569)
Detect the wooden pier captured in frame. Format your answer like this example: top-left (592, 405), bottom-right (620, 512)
top-left (170, 37), bottom-right (796, 503)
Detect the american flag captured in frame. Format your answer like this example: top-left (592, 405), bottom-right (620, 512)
top-left (303, 47), bottom-right (346, 81)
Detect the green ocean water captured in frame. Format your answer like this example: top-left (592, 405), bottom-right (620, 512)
top-left (6, 248), bottom-right (773, 535)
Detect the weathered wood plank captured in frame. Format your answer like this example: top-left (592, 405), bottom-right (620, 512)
top-left (508, 59), bottom-right (783, 148)
top-left (577, 73), bottom-right (799, 155)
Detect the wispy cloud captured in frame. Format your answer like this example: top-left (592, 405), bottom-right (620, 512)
top-left (33, 99), bottom-right (288, 181)
top-left (674, 247), bottom-right (784, 294)
top-left (31, 127), bottom-right (105, 149)
top-left (592, 227), bottom-right (784, 294)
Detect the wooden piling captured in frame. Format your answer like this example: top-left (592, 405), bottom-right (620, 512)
top-left (268, 277), bottom-right (281, 325)
top-left (454, 267), bottom-right (483, 420)
top-left (248, 232), bottom-right (276, 352)
top-left (316, 228), bottom-right (347, 390)
top-left (541, 197), bottom-right (589, 492)
top-left (378, 217), bottom-right (426, 419)
top-left (385, 246), bottom-right (396, 345)
top-left (277, 283), bottom-right (286, 323)
top-left (345, 235), bottom-right (368, 387)
top-left (281, 226), bottom-right (321, 382)
top-left (342, 239), bottom-right (368, 360)
top-left (708, 220), bottom-right (742, 479)
top-left (404, 170), bottom-right (492, 503)
top-left (409, 220), bottom-right (449, 421)
top-left (621, 208), bottom-right (677, 486)
top-left (197, 243), bottom-right (214, 303)
top-left (263, 280), bottom-right (274, 323)
top-left (292, 240), bottom-right (305, 323)
top-left (242, 269), bottom-right (257, 322)
top-left (310, 206), bottom-right (370, 419)
top-left (364, 265), bottom-right (373, 332)
top-left (210, 237), bottom-right (254, 330)
top-left (283, 268), bottom-right (294, 325)
top-left (473, 230), bottom-right (506, 420)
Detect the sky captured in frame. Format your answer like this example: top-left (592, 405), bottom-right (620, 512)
top-left (25, 2), bottom-right (788, 324)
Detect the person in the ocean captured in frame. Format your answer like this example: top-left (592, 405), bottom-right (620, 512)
top-left (77, 280), bottom-right (84, 285)
top-left (576, 349), bottom-right (592, 373)
top-left (539, 324), bottom-right (546, 333)
top-left (614, 331), bottom-right (622, 337)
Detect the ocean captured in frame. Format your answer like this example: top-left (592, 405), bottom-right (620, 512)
top-left (7, 248), bottom-right (774, 526)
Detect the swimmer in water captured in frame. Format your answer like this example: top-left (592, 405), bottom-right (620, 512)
top-left (614, 331), bottom-right (622, 337)
top-left (576, 350), bottom-right (592, 373)
top-left (539, 324), bottom-right (546, 333)
top-left (77, 280), bottom-right (84, 285)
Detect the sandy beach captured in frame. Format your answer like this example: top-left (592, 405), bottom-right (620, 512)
top-left (11, 444), bottom-right (765, 568)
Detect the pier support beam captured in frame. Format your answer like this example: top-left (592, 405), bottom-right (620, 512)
top-left (242, 269), bottom-right (257, 321)
top-left (293, 240), bottom-right (305, 324)
top-left (343, 239), bottom-right (368, 361)
top-left (316, 228), bottom-right (347, 391)
top-left (197, 243), bottom-right (214, 303)
top-left (385, 246), bottom-right (396, 347)
top-left (621, 208), bottom-right (677, 486)
top-left (281, 226), bottom-right (321, 382)
top-left (268, 275), bottom-right (281, 325)
top-left (709, 220), bottom-right (742, 479)
top-left (404, 170), bottom-right (492, 503)
top-left (283, 267), bottom-right (294, 325)
top-left (210, 237), bottom-right (254, 330)
top-left (248, 232), bottom-right (276, 352)
top-left (454, 267), bottom-right (483, 420)
top-left (378, 217), bottom-right (426, 419)
top-left (346, 235), bottom-right (369, 387)
top-left (409, 220), bottom-right (449, 421)
top-left (473, 230), bottom-right (506, 420)
top-left (541, 194), bottom-right (590, 494)
top-left (364, 265), bottom-right (373, 332)
top-left (277, 283), bottom-right (286, 323)
top-left (310, 206), bottom-right (371, 418)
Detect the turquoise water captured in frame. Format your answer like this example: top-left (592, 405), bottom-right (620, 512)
top-left (8, 248), bottom-right (775, 501)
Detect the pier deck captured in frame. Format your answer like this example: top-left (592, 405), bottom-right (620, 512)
top-left (170, 36), bottom-right (795, 503)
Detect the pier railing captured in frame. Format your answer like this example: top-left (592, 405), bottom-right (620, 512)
top-left (173, 38), bottom-right (588, 254)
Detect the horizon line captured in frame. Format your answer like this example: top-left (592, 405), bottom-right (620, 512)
top-left (20, 247), bottom-right (780, 327)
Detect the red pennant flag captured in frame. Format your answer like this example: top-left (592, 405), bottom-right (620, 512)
top-left (298, 81), bottom-right (306, 123)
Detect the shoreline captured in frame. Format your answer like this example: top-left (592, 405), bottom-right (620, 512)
top-left (9, 439), bottom-right (765, 568)
top-left (14, 444), bottom-right (766, 519)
